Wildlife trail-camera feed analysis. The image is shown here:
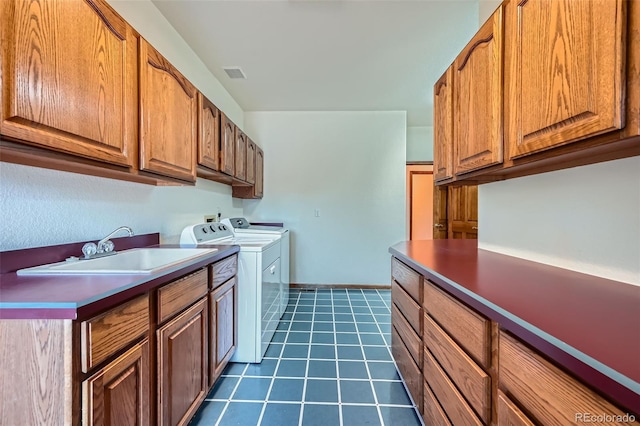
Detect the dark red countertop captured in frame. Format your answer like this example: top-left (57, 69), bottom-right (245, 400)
top-left (389, 239), bottom-right (640, 414)
top-left (0, 234), bottom-right (240, 320)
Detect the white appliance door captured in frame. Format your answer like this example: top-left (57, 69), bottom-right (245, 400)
top-left (261, 257), bottom-right (281, 358)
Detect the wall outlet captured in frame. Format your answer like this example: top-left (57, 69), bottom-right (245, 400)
top-left (204, 215), bottom-right (217, 223)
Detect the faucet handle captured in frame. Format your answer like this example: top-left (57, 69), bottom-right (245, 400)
top-left (98, 240), bottom-right (115, 253)
top-left (82, 242), bottom-right (98, 259)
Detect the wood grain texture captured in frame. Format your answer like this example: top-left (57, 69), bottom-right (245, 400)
top-left (497, 391), bottom-right (535, 426)
top-left (254, 146), bottom-right (264, 198)
top-left (453, 5), bottom-right (504, 176)
top-left (246, 139), bottom-right (256, 184)
top-left (210, 254), bottom-right (238, 289)
top-left (0, 0), bottom-right (138, 167)
top-left (209, 277), bottom-right (237, 386)
top-left (432, 184), bottom-right (448, 239)
top-left (391, 258), bottom-right (422, 303)
top-left (423, 379), bottom-right (452, 426)
top-left (392, 281), bottom-right (422, 335)
top-left (234, 130), bottom-right (247, 181)
top-left (423, 313), bottom-right (491, 423)
top-left (0, 319), bottom-right (73, 425)
top-left (82, 338), bottom-right (150, 426)
top-left (447, 185), bottom-right (478, 239)
top-left (433, 66), bottom-right (454, 182)
top-left (197, 93), bottom-right (220, 172)
top-left (423, 349), bottom-right (483, 426)
top-left (81, 294), bottom-right (149, 373)
top-left (157, 298), bottom-right (208, 426)
top-left (220, 113), bottom-right (235, 176)
top-left (139, 38), bottom-right (197, 182)
top-left (157, 269), bottom-right (207, 324)
top-left (391, 303), bottom-right (422, 368)
top-left (506, 0), bottom-right (626, 159)
top-left (499, 331), bottom-right (639, 424)
top-left (391, 326), bottom-right (423, 414)
top-left (423, 281), bottom-right (490, 368)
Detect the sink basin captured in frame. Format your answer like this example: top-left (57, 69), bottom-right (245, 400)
top-left (17, 248), bottom-right (217, 276)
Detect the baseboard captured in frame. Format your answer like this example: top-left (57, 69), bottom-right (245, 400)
top-left (290, 283), bottom-right (391, 290)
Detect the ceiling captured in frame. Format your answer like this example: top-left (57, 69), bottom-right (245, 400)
top-left (151, 0), bottom-right (479, 127)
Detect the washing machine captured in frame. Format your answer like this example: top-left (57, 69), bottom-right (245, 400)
top-left (221, 217), bottom-right (290, 314)
top-left (180, 222), bottom-right (282, 363)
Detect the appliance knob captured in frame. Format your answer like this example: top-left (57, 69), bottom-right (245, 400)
top-left (202, 227), bottom-right (208, 233)
top-left (210, 225), bottom-right (216, 232)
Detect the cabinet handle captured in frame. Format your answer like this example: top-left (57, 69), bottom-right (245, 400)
top-left (434, 224), bottom-right (444, 229)
top-left (270, 265), bottom-right (276, 274)
top-left (472, 226), bottom-right (478, 230)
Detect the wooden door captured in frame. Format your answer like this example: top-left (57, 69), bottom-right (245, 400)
top-left (407, 165), bottom-right (434, 240)
top-left (448, 185), bottom-right (478, 239)
top-left (254, 147), bottom-right (264, 198)
top-left (235, 130), bottom-right (247, 181)
top-left (433, 66), bottom-right (454, 182)
top-left (209, 277), bottom-right (237, 386)
top-left (197, 93), bottom-right (219, 171)
top-left (454, 6), bottom-right (503, 175)
top-left (157, 299), bottom-right (208, 426)
top-left (0, 0), bottom-right (137, 167)
top-left (139, 38), bottom-right (197, 182)
top-left (220, 113), bottom-right (235, 176)
top-left (505, 0), bottom-right (626, 160)
top-left (433, 185), bottom-right (448, 239)
top-left (246, 139), bottom-right (256, 185)
top-left (83, 339), bottom-right (150, 426)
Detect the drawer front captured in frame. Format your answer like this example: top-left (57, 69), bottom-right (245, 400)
top-left (424, 313), bottom-right (491, 423)
top-left (423, 348), bottom-right (483, 426)
top-left (392, 281), bottom-right (421, 335)
top-left (391, 326), bottom-right (423, 414)
top-left (391, 303), bottom-right (422, 368)
top-left (391, 258), bottom-right (422, 303)
top-left (423, 380), bottom-right (452, 426)
top-left (158, 269), bottom-right (208, 323)
top-left (499, 331), bottom-right (635, 425)
top-left (211, 254), bottom-right (238, 289)
top-left (497, 391), bottom-right (535, 426)
top-left (424, 281), bottom-right (490, 367)
top-left (81, 294), bottom-right (149, 373)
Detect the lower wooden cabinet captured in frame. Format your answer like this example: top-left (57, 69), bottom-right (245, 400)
top-left (209, 276), bottom-right (237, 385)
top-left (82, 339), bottom-right (150, 426)
top-left (496, 390), bottom-right (534, 426)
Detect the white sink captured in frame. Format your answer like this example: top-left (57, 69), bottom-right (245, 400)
top-left (17, 248), bottom-right (217, 275)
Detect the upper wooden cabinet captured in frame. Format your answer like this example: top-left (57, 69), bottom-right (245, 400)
top-left (254, 147), bottom-right (264, 198)
top-left (197, 93), bottom-right (220, 172)
top-left (433, 67), bottom-right (454, 182)
top-left (505, 0), bottom-right (626, 159)
top-left (139, 38), bottom-right (197, 183)
top-left (0, 0), bottom-right (138, 167)
top-left (220, 113), bottom-right (236, 176)
top-left (235, 130), bottom-right (248, 181)
top-left (246, 139), bottom-right (256, 185)
top-left (453, 5), bottom-right (504, 176)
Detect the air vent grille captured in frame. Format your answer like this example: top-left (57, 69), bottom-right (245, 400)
top-left (223, 67), bottom-right (246, 79)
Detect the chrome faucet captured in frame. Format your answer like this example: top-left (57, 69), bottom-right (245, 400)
top-left (82, 226), bottom-right (134, 259)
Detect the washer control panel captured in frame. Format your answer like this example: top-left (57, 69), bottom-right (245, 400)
top-left (180, 223), bottom-right (233, 245)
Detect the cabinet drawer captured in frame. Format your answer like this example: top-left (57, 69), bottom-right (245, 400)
top-left (424, 281), bottom-right (490, 367)
top-left (423, 349), bottom-right (482, 426)
top-left (391, 258), bottom-right (422, 303)
top-left (392, 282), bottom-right (421, 335)
top-left (211, 254), bottom-right (238, 289)
top-left (423, 380), bottom-right (452, 426)
top-left (497, 390), bottom-right (534, 426)
top-left (499, 331), bottom-right (636, 424)
top-left (391, 303), bottom-right (422, 368)
top-left (81, 294), bottom-right (149, 373)
top-left (158, 269), bottom-right (208, 323)
top-left (391, 326), bottom-right (423, 414)
top-left (424, 313), bottom-right (490, 423)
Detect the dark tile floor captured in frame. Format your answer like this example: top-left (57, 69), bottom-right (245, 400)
top-left (190, 288), bottom-right (423, 426)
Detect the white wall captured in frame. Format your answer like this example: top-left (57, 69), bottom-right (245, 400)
top-left (406, 126), bottom-right (433, 162)
top-left (479, 157), bottom-right (640, 286)
top-left (479, 0), bottom-right (502, 24)
top-left (0, 0), bottom-right (245, 251)
top-left (243, 111), bottom-right (407, 286)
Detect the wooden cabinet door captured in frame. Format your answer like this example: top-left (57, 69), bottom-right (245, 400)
top-left (220, 113), bottom-right (235, 176)
top-left (209, 277), bottom-right (237, 386)
top-left (139, 38), bottom-right (197, 182)
top-left (254, 147), bottom-right (264, 198)
top-left (447, 185), bottom-right (478, 239)
top-left (505, 0), bottom-right (626, 160)
top-left (246, 139), bottom-right (256, 185)
top-left (83, 339), bottom-right (150, 426)
top-left (0, 0), bottom-right (137, 167)
top-left (197, 93), bottom-right (219, 171)
top-left (454, 6), bottom-right (503, 175)
top-left (157, 299), bottom-right (208, 426)
top-left (433, 66), bottom-right (454, 182)
top-left (433, 184), bottom-right (448, 239)
top-left (235, 130), bottom-right (247, 181)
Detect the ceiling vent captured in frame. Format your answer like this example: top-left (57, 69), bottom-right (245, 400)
top-left (223, 67), bottom-right (247, 79)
